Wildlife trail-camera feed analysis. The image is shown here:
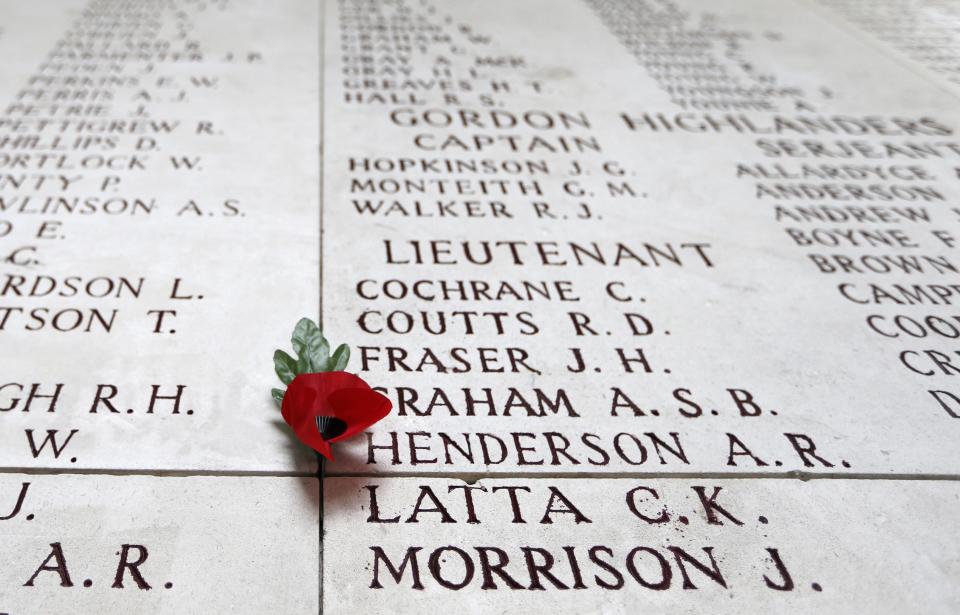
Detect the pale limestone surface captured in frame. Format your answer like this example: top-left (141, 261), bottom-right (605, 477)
top-left (324, 477), bottom-right (960, 614)
top-left (317, 0), bottom-right (960, 611)
top-left (0, 0), bottom-right (321, 473)
top-left (321, 0), bottom-right (960, 476)
top-left (0, 474), bottom-right (320, 614)
top-left (815, 0), bottom-right (960, 95)
top-left (2, 0), bottom-right (960, 613)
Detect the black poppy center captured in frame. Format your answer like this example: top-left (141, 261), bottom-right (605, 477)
top-left (315, 415), bottom-right (347, 441)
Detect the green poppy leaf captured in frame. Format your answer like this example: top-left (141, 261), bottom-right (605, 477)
top-left (273, 349), bottom-right (298, 385)
top-left (291, 318), bottom-right (329, 372)
top-left (330, 343), bottom-right (350, 371)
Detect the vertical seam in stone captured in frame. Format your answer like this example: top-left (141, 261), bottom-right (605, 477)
top-left (317, 0), bottom-right (328, 612)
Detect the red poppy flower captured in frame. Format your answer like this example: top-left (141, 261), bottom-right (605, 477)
top-left (280, 371), bottom-right (392, 461)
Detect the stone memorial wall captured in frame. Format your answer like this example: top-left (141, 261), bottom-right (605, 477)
top-left (2, 0), bottom-right (959, 612)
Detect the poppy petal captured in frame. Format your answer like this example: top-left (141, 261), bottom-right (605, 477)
top-left (313, 436), bottom-right (335, 461)
top-left (327, 387), bottom-right (393, 442)
top-left (281, 378), bottom-right (335, 460)
top-left (282, 406), bottom-right (335, 460)
top-left (279, 371), bottom-right (390, 458)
